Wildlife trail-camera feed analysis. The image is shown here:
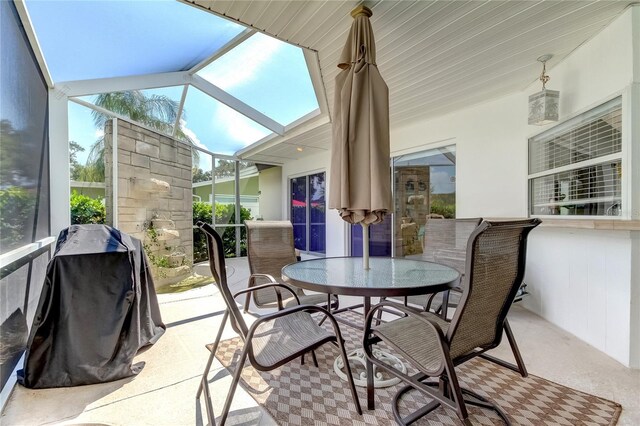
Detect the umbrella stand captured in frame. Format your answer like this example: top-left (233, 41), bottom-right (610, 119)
top-left (361, 223), bottom-right (370, 270)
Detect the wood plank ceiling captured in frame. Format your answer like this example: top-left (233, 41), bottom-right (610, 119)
top-left (183, 0), bottom-right (631, 164)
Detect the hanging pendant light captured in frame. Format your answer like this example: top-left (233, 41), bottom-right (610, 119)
top-left (528, 54), bottom-right (559, 125)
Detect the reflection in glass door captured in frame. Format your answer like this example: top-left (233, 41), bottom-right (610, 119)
top-left (290, 172), bottom-right (326, 254)
top-left (394, 146), bottom-right (456, 258)
top-left (350, 145), bottom-right (457, 257)
top-left (351, 219), bottom-right (391, 257)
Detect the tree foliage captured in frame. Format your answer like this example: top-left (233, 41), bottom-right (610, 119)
top-left (192, 167), bottom-right (212, 183)
top-left (80, 90), bottom-right (197, 181)
top-left (70, 191), bottom-right (105, 224)
top-left (192, 201), bottom-right (253, 261)
top-left (0, 187), bottom-right (36, 249)
top-left (1, 120), bottom-right (34, 187)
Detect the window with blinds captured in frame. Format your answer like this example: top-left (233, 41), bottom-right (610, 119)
top-left (528, 97), bottom-right (622, 217)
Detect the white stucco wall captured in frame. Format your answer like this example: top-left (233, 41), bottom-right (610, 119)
top-left (258, 166), bottom-right (282, 220)
top-left (280, 7), bottom-right (639, 366)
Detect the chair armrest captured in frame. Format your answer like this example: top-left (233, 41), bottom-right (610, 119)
top-left (244, 273), bottom-right (280, 312)
top-left (248, 273), bottom-right (279, 285)
top-left (234, 282), bottom-right (301, 310)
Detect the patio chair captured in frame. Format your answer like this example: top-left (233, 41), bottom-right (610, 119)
top-left (363, 219), bottom-right (540, 425)
top-left (243, 220), bottom-right (338, 312)
top-left (196, 222), bottom-right (361, 426)
top-left (395, 217), bottom-right (482, 311)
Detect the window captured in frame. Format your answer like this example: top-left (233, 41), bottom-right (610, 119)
top-left (290, 172), bottom-right (326, 254)
top-left (528, 97), bottom-right (622, 217)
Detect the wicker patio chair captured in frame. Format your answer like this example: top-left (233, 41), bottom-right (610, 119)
top-left (196, 222), bottom-right (361, 426)
top-left (243, 220), bottom-right (338, 312)
top-left (363, 219), bottom-right (540, 425)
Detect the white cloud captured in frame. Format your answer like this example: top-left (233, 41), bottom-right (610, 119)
top-left (180, 119), bottom-right (211, 170)
top-left (214, 105), bottom-right (271, 145)
top-left (95, 128), bottom-right (104, 138)
top-left (199, 34), bottom-right (282, 90)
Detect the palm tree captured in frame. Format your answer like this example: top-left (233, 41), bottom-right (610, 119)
top-left (84, 90), bottom-right (197, 181)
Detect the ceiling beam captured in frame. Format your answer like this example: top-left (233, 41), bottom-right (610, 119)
top-left (188, 28), bottom-right (256, 75)
top-left (173, 84), bottom-right (189, 136)
top-left (13, 0), bottom-right (54, 88)
top-left (304, 48), bottom-right (331, 117)
top-left (57, 71), bottom-right (190, 97)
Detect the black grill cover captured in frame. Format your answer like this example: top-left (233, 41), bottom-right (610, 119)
top-left (18, 225), bottom-right (165, 388)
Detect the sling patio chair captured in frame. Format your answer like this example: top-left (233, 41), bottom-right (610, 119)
top-left (363, 219), bottom-right (540, 425)
top-left (243, 220), bottom-right (338, 313)
top-left (382, 217), bottom-right (529, 377)
top-left (196, 222), bottom-right (361, 426)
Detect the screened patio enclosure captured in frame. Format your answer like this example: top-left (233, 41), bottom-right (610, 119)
top-left (1, 0), bottom-right (326, 398)
top-left (3, 2), bottom-right (640, 417)
top-left (22, 0), bottom-right (329, 257)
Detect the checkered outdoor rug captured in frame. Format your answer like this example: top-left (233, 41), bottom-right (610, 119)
top-left (213, 312), bottom-right (621, 425)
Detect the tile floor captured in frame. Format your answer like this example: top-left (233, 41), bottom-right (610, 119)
top-left (2, 257), bottom-right (639, 425)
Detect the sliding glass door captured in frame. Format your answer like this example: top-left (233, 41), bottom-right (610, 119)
top-left (393, 145), bottom-right (456, 257)
top-left (349, 145), bottom-right (456, 257)
top-left (290, 172), bottom-right (325, 254)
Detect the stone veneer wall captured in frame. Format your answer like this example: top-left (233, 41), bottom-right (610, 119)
top-left (104, 119), bottom-right (193, 267)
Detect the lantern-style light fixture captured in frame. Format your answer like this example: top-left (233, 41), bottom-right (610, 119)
top-left (528, 54), bottom-right (559, 125)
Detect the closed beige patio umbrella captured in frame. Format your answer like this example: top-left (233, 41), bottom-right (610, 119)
top-left (329, 5), bottom-right (391, 269)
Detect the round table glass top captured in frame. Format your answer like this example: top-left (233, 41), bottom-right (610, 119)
top-left (281, 257), bottom-right (460, 297)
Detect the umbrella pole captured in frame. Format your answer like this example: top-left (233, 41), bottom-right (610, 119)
top-left (361, 223), bottom-right (370, 270)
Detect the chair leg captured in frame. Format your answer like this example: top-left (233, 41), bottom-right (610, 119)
top-left (478, 320), bottom-right (528, 377)
top-left (197, 311), bottom-right (228, 426)
top-left (219, 343), bottom-right (250, 426)
top-left (335, 334), bottom-right (363, 415)
top-left (504, 319), bottom-right (528, 377)
top-left (442, 357), bottom-right (469, 423)
top-left (375, 297), bottom-right (386, 324)
top-left (311, 350), bottom-right (319, 368)
top-left (198, 311), bottom-right (229, 398)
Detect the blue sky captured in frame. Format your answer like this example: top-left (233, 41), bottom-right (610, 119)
top-left (197, 32), bottom-right (318, 126)
top-left (53, 2), bottom-right (320, 166)
top-left (26, 0), bottom-right (244, 81)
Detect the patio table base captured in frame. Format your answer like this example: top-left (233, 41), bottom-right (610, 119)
top-left (334, 348), bottom-right (407, 388)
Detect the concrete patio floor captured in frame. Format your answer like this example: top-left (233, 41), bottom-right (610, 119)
top-left (2, 257), bottom-right (639, 425)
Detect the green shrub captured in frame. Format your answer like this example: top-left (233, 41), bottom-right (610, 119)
top-left (0, 186), bottom-right (36, 249)
top-left (70, 191), bottom-right (105, 224)
top-left (192, 202), bottom-right (252, 261)
top-left (430, 197), bottom-right (456, 218)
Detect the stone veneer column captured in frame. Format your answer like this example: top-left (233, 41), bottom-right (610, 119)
top-left (104, 119), bottom-right (193, 274)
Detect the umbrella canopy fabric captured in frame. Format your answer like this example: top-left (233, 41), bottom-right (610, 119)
top-left (329, 6), bottom-right (391, 225)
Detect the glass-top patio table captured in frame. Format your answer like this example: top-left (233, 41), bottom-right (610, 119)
top-left (281, 256), bottom-right (460, 410)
